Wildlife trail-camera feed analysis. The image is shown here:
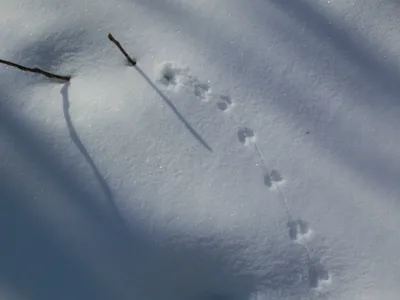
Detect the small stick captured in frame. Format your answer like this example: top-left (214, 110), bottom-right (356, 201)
top-left (0, 59), bottom-right (71, 82)
top-left (108, 33), bottom-right (137, 66)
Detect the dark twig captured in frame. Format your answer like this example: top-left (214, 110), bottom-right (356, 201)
top-left (0, 59), bottom-right (71, 82)
top-left (108, 33), bottom-right (137, 66)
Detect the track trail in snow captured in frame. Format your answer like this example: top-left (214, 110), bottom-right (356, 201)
top-left (158, 61), bottom-right (332, 291)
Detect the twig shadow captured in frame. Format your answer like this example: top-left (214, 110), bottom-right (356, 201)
top-left (60, 83), bottom-right (113, 202)
top-left (133, 65), bottom-right (213, 152)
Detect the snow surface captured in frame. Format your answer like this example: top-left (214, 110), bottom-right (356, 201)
top-left (1, 0), bottom-right (400, 300)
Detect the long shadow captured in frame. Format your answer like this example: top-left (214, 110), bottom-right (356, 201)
top-left (0, 88), bottom-right (144, 300)
top-left (61, 83), bottom-right (113, 203)
top-left (133, 65), bottom-right (213, 152)
top-left (61, 82), bottom-right (137, 241)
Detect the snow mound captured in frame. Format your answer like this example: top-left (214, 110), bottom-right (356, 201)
top-left (1, 1), bottom-right (400, 300)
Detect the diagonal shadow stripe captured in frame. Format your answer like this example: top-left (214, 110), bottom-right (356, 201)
top-left (134, 65), bottom-right (213, 152)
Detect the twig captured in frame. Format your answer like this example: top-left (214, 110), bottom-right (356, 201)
top-left (108, 33), bottom-right (137, 66)
top-left (0, 59), bottom-right (71, 82)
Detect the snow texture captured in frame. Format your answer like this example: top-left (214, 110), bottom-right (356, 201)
top-left (1, 0), bottom-right (400, 300)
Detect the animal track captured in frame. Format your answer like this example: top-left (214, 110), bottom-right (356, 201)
top-left (217, 95), bottom-right (233, 111)
top-left (158, 62), bottom-right (332, 292)
top-left (237, 127), bottom-right (256, 146)
top-left (161, 66), bottom-right (177, 85)
top-left (159, 62), bottom-right (190, 90)
top-left (287, 219), bottom-right (311, 242)
top-left (193, 82), bottom-right (211, 102)
top-left (158, 62), bottom-right (238, 113)
top-left (308, 261), bottom-right (331, 289)
top-left (263, 169), bottom-right (283, 188)
top-left (158, 62), bottom-right (214, 102)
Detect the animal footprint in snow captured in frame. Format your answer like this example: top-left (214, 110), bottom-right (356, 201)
top-left (193, 81), bottom-right (212, 102)
top-left (263, 169), bottom-right (283, 188)
top-left (158, 62), bottom-right (190, 91)
top-left (308, 261), bottom-right (331, 289)
top-left (158, 62), bottom-right (212, 101)
top-left (287, 219), bottom-right (312, 242)
top-left (237, 127), bottom-right (256, 146)
top-left (217, 95), bottom-right (234, 111)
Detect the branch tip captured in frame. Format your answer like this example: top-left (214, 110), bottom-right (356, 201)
top-left (0, 59), bottom-right (70, 82)
top-left (107, 32), bottom-right (137, 66)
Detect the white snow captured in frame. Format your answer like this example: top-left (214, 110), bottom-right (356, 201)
top-left (1, 0), bottom-right (400, 300)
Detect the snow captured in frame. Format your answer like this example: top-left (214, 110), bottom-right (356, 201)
top-left (1, 0), bottom-right (400, 300)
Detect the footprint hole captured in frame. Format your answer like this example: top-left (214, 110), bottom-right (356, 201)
top-left (217, 95), bottom-right (233, 111)
top-left (220, 95), bottom-right (232, 104)
top-left (217, 101), bottom-right (228, 111)
top-left (264, 174), bottom-right (272, 188)
top-left (309, 261), bottom-right (330, 288)
top-left (194, 82), bottom-right (211, 100)
top-left (264, 170), bottom-right (283, 188)
top-left (288, 219), bottom-right (309, 241)
top-left (161, 66), bottom-right (177, 86)
top-left (237, 127), bottom-right (255, 145)
top-left (270, 170), bottom-right (283, 182)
